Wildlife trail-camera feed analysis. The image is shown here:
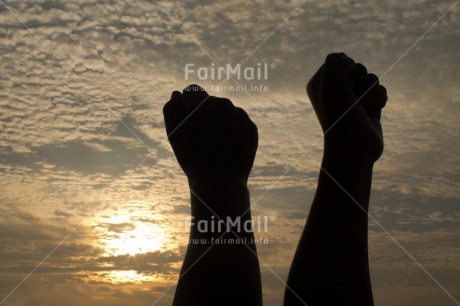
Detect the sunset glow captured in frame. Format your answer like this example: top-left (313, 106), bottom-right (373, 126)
top-left (0, 1), bottom-right (459, 306)
top-left (102, 222), bottom-right (166, 256)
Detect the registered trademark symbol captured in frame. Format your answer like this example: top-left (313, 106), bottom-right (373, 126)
top-left (270, 63), bottom-right (276, 69)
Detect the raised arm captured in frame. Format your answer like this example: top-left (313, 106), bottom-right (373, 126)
top-left (284, 53), bottom-right (388, 306)
top-left (163, 85), bottom-right (262, 306)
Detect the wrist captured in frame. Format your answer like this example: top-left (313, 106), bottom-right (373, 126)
top-left (188, 176), bottom-right (251, 221)
top-left (188, 175), bottom-right (248, 191)
top-left (323, 139), bottom-right (377, 168)
top-left (320, 145), bottom-right (375, 208)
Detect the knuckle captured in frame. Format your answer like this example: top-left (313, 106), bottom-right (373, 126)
top-left (368, 73), bottom-right (379, 82)
top-left (235, 107), bottom-right (257, 129)
top-left (355, 63), bottom-right (368, 75)
top-left (235, 106), bottom-right (248, 116)
top-left (325, 53), bottom-right (343, 63)
top-left (325, 52), bottom-right (355, 69)
top-left (219, 97), bottom-right (234, 106)
top-left (379, 86), bottom-right (388, 108)
top-left (367, 73), bottom-right (379, 87)
top-left (184, 84), bottom-right (201, 92)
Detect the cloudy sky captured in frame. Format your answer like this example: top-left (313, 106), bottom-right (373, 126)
top-left (0, 0), bottom-right (459, 305)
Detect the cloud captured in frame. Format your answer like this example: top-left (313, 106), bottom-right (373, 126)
top-left (53, 209), bottom-right (73, 218)
top-left (104, 222), bottom-right (135, 233)
top-left (0, 0), bottom-right (459, 305)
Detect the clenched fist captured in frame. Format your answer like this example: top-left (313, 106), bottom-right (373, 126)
top-left (307, 53), bottom-right (388, 162)
top-left (163, 85), bottom-right (258, 184)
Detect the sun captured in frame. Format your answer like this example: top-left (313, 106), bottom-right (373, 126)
top-left (90, 215), bottom-right (171, 284)
top-left (101, 217), bottom-right (166, 256)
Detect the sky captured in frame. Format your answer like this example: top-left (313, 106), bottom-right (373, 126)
top-left (0, 0), bottom-right (459, 305)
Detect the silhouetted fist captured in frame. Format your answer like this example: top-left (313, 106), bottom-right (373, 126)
top-left (163, 85), bottom-right (258, 183)
top-left (307, 53), bottom-right (388, 162)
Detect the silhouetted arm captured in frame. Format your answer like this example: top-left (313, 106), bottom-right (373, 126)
top-left (163, 86), bottom-right (262, 306)
top-left (176, 179), bottom-right (262, 306)
top-left (285, 53), bottom-right (388, 306)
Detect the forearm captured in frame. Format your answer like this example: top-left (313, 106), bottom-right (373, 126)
top-left (318, 145), bottom-right (374, 216)
top-left (285, 148), bottom-right (375, 306)
top-left (173, 179), bottom-right (262, 306)
top-left (307, 149), bottom-right (374, 259)
top-left (285, 52), bottom-right (386, 306)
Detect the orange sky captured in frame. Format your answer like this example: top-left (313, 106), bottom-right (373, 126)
top-left (0, 0), bottom-right (459, 305)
